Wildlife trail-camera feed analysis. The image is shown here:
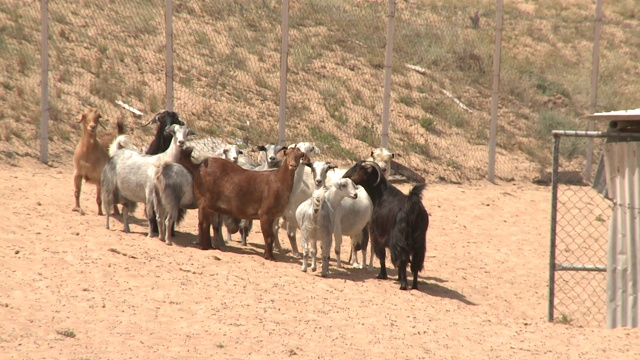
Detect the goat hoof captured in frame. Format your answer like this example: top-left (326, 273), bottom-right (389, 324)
top-left (301, 267), bottom-right (307, 272)
top-left (321, 272), bottom-right (329, 278)
top-left (72, 207), bottom-right (85, 215)
top-left (165, 242), bottom-right (173, 246)
top-left (400, 283), bottom-right (409, 291)
top-left (377, 273), bottom-right (388, 280)
top-left (311, 267), bottom-right (317, 272)
top-left (147, 233), bottom-right (159, 238)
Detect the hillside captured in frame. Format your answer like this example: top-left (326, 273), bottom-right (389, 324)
top-left (0, 0), bottom-right (639, 182)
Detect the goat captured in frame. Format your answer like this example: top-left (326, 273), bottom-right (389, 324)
top-left (308, 161), bottom-right (373, 269)
top-left (72, 107), bottom-right (125, 216)
top-left (152, 162), bottom-right (196, 245)
top-left (176, 145), bottom-right (308, 260)
top-left (296, 178), bottom-right (359, 277)
top-left (273, 142), bottom-right (321, 257)
top-left (324, 147), bottom-right (396, 186)
top-left (217, 144), bottom-right (254, 246)
top-left (143, 110), bottom-right (186, 235)
top-left (101, 124), bottom-right (194, 235)
top-left (143, 111), bottom-right (185, 155)
top-left (253, 143), bottom-right (285, 170)
top-left (343, 161), bottom-right (429, 290)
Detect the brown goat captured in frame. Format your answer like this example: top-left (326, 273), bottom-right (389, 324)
top-left (72, 107), bottom-right (123, 215)
top-left (177, 145), bottom-right (308, 260)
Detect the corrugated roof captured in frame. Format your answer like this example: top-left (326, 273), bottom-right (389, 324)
top-left (588, 108), bottom-right (640, 121)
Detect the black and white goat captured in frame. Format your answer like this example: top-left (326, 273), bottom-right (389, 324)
top-left (343, 161), bottom-right (429, 290)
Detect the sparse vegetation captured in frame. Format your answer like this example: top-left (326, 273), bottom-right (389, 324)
top-left (56, 329), bottom-right (76, 338)
top-left (0, 1), bottom-right (638, 181)
top-left (555, 313), bottom-right (574, 325)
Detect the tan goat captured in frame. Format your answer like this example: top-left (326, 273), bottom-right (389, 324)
top-left (72, 107), bottom-right (123, 215)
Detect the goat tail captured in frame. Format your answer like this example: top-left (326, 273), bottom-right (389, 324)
top-left (176, 208), bottom-right (187, 226)
top-left (100, 159), bottom-right (118, 214)
top-left (108, 135), bottom-right (137, 157)
top-left (408, 183), bottom-right (427, 202)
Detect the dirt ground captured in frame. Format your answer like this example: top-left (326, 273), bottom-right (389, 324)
top-left (1, 157), bottom-right (639, 360)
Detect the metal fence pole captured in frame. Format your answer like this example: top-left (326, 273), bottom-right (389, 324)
top-left (380, 0), bottom-right (396, 149)
top-left (585, 0), bottom-right (603, 182)
top-left (165, 0), bottom-right (174, 111)
top-left (548, 133), bottom-right (561, 322)
top-left (40, 0), bottom-right (49, 163)
top-left (488, 0), bottom-right (503, 183)
top-left (278, 0), bottom-right (290, 147)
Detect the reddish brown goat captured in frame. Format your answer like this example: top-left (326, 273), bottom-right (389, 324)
top-left (177, 145), bottom-right (308, 260)
top-left (72, 107), bottom-right (123, 215)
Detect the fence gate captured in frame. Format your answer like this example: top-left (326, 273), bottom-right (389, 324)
top-left (548, 131), bottom-right (609, 327)
top-left (548, 130), bottom-right (640, 327)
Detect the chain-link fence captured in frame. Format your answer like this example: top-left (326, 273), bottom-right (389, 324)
top-left (3, 1), bottom-right (638, 183)
top-left (548, 132), bottom-right (611, 327)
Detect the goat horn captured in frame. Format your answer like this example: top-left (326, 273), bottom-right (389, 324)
top-left (365, 161), bottom-right (382, 187)
top-left (141, 111), bottom-right (164, 127)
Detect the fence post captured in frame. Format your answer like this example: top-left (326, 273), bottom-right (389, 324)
top-left (548, 133), bottom-right (561, 322)
top-left (380, 0), bottom-right (396, 149)
top-left (487, 0), bottom-right (503, 183)
top-left (585, 0), bottom-right (603, 182)
top-left (40, 0), bottom-right (49, 163)
top-left (278, 0), bottom-right (290, 147)
top-left (165, 0), bottom-right (174, 111)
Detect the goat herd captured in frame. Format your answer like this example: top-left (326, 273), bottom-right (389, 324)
top-left (72, 107), bottom-right (430, 290)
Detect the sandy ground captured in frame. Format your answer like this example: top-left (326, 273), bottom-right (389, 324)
top-left (0, 157), bottom-right (639, 360)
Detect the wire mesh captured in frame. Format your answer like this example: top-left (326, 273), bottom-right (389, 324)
top-left (47, 0), bottom-right (165, 151)
top-left (551, 135), bottom-right (611, 327)
top-left (0, 1), bottom-right (44, 158)
top-left (285, 0), bottom-right (387, 163)
top-left (391, 2), bottom-right (498, 181)
top-left (172, 1), bottom-right (283, 148)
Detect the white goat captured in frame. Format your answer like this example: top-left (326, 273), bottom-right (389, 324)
top-left (101, 124), bottom-right (194, 235)
top-left (309, 161), bottom-right (373, 269)
top-left (273, 142), bottom-right (321, 257)
top-left (153, 162), bottom-right (196, 245)
top-left (296, 178), bottom-right (359, 277)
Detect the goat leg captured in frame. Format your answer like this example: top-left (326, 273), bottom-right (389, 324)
top-left (333, 222), bottom-right (343, 269)
top-left (300, 234), bottom-right (309, 272)
top-left (285, 220), bottom-right (301, 258)
top-left (72, 174), bottom-right (85, 215)
top-left (310, 238), bottom-right (317, 272)
top-left (398, 263), bottom-right (409, 290)
top-left (321, 236), bottom-right (331, 277)
top-left (260, 217), bottom-right (276, 261)
top-left (95, 184), bottom-right (103, 216)
top-left (198, 208), bottom-right (212, 250)
top-left (122, 205), bottom-right (131, 233)
top-left (376, 247), bottom-right (388, 279)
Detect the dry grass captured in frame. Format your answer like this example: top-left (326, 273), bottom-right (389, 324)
top-left (0, 0), bottom-right (638, 181)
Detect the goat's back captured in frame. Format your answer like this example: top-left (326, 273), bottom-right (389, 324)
top-left (189, 158), bottom-right (295, 219)
top-left (155, 162), bottom-right (196, 209)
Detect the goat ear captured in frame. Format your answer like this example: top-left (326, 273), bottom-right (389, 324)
top-left (165, 124), bottom-right (177, 135)
top-left (187, 128), bottom-right (196, 137)
top-left (304, 162), bottom-right (313, 168)
top-left (328, 164), bottom-right (338, 170)
top-left (255, 145), bottom-right (266, 152)
top-left (76, 113), bottom-right (85, 123)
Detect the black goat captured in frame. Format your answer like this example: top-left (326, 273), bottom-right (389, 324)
top-left (143, 110), bottom-right (185, 155)
top-left (142, 110), bottom-right (186, 235)
top-left (343, 161), bottom-right (428, 290)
